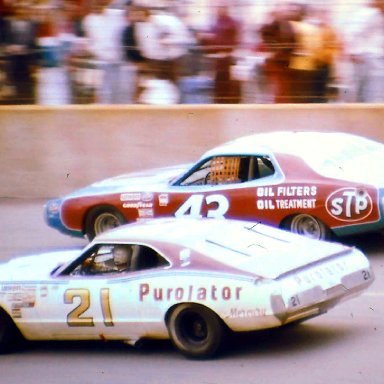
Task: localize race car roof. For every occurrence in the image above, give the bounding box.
[93,217,248,246]
[202,131,378,159]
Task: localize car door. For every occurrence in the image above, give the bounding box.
[32,245,143,341]
[32,275,137,340]
[33,243,171,342]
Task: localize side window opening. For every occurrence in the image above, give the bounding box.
[206,156,275,184]
[178,155,275,186]
[257,157,275,178]
[207,156,241,184]
[63,244,170,276]
[130,245,170,271]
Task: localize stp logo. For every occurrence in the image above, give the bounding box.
[326,188,373,222]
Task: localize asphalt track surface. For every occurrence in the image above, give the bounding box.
[1,198,383,383]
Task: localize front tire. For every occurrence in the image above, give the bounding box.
[167,304,225,359]
[0,309,19,354]
[282,214,331,240]
[85,206,126,240]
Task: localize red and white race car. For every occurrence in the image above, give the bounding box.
[45,131,384,240]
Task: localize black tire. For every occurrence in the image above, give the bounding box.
[0,309,19,354]
[282,214,331,240]
[167,303,225,359]
[85,206,126,241]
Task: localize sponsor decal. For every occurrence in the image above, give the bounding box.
[229,307,266,318]
[1,285,36,310]
[120,193,141,202]
[138,208,154,218]
[141,192,154,202]
[12,307,22,318]
[139,283,242,302]
[256,185,317,211]
[122,192,154,212]
[257,199,316,210]
[40,286,48,298]
[257,186,317,197]
[121,192,154,202]
[326,188,373,222]
[293,259,348,286]
[159,193,169,207]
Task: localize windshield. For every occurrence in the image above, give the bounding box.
[174,155,275,186]
[191,222,293,277]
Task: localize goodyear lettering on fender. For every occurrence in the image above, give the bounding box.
[139,283,242,302]
[122,202,153,209]
[326,188,373,222]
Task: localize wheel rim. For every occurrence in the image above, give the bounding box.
[93,212,121,235]
[180,312,208,344]
[290,214,323,239]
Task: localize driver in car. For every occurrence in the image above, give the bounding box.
[112,245,132,272]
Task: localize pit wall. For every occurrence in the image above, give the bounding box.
[1,103,383,198]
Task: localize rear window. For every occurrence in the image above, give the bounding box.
[303,135,384,180]
[194,222,294,273]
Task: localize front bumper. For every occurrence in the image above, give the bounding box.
[44,198,84,238]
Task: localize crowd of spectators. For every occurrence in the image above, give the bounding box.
[1,0,384,105]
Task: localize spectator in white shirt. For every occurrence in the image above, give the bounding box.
[342,1,384,102]
[82,0,126,103]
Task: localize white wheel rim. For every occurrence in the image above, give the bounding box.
[94,212,120,235]
[291,214,323,239]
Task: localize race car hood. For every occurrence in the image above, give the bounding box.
[0,249,81,281]
[66,164,190,198]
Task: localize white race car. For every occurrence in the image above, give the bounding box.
[0,218,374,358]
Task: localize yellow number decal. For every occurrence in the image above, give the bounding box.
[64,288,114,327]
[65,289,94,327]
[101,288,114,327]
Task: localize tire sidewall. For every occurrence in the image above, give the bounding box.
[283,214,331,240]
[85,206,126,240]
[0,311,16,354]
[167,303,224,359]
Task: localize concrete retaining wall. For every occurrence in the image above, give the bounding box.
[1,104,384,198]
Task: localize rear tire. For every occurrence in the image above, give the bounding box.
[85,206,126,240]
[167,304,225,359]
[282,214,331,240]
